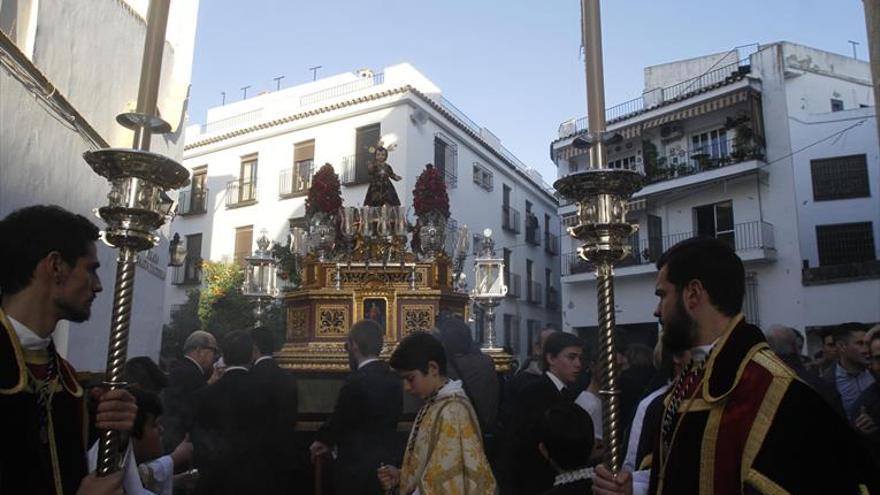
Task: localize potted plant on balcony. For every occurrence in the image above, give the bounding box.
[411,163,450,258]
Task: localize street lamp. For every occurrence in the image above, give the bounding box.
[242,231,278,326]
[471,228,506,350]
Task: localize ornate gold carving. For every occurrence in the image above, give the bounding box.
[401,305,435,335]
[287,307,309,339]
[325,268,427,288]
[316,305,349,337]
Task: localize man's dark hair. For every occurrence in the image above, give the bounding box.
[542,331,584,371]
[251,326,278,355]
[130,387,163,440]
[221,330,254,367]
[349,319,384,357]
[540,403,594,471]
[123,357,168,393]
[0,205,100,295]
[390,331,447,376]
[656,236,744,317]
[832,322,869,344]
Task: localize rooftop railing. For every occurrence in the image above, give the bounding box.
[558,45,760,137]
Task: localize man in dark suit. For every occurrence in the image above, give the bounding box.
[310,319,403,495]
[251,326,300,492]
[161,330,218,453]
[502,331,585,495]
[191,330,274,495]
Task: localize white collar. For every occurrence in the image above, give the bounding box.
[8,315,51,350]
[545,371,566,392]
[255,355,273,365]
[436,379,465,398]
[224,366,248,373]
[690,341,716,363]
[358,357,379,369]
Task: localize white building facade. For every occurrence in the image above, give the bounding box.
[169,63,561,360]
[0,0,200,371]
[553,42,879,354]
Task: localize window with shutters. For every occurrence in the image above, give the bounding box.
[234,225,254,267]
[434,134,458,188]
[472,162,493,192]
[281,140,315,197]
[816,222,876,266]
[353,124,380,185]
[810,154,870,201]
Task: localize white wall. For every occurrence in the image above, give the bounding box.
[172,67,560,360]
[0,0,199,371]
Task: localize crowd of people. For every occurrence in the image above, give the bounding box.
[2,204,879,494]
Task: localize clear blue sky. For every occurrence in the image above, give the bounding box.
[187,0,870,182]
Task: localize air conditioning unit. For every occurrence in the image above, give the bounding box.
[660,122,684,140]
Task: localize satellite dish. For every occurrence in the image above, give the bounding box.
[483,228,492,238]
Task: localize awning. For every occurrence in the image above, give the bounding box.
[554,88,754,162]
[641,88,752,130]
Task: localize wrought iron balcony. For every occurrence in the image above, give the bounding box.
[525,214,541,246]
[506,272,521,298]
[643,134,765,185]
[527,281,543,305]
[225,180,257,208]
[502,205,521,234]
[546,286,559,310]
[562,221,775,276]
[279,160,314,198]
[177,188,208,216]
[544,232,560,256]
[170,258,202,286]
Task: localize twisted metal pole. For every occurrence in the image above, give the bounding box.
[96,248,137,475]
[596,261,622,472]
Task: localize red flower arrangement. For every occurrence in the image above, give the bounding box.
[412,164,450,219]
[305,163,343,217]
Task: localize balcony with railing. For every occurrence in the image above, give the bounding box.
[171,258,202,286]
[562,221,776,278]
[502,205,521,234]
[545,232,560,256]
[506,272,521,299]
[642,133,764,186]
[177,188,208,216]
[527,281,543,305]
[279,160,314,198]
[340,154,371,186]
[546,286,559,310]
[525,214,541,246]
[225,180,257,208]
[557,46,758,138]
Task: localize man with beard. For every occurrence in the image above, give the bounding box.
[594,236,875,495]
[0,205,138,494]
[310,319,403,494]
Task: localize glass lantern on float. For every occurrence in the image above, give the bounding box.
[242,231,278,326]
[471,228,507,350]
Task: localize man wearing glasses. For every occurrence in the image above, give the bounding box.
[161,330,220,452]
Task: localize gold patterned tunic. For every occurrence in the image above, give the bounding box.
[400,380,496,495]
